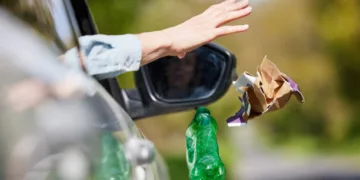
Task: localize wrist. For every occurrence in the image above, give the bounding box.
[136,29,174,65]
[161,26,187,59]
[159,28,174,56]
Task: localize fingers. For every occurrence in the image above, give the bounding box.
[221,0,237,5]
[226,0,249,11]
[203,0,252,26]
[215,24,249,37]
[220,0,248,10]
[197,0,252,40]
[204,0,247,16]
[217,6,252,26]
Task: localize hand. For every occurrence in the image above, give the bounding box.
[137,0,252,65]
[163,0,252,58]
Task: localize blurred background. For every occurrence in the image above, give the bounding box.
[86,0,360,179]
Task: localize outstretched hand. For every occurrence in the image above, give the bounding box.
[138,0,252,65]
[164,0,252,58]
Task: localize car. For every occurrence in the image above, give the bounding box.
[4,1,360,180]
[0,1,237,180]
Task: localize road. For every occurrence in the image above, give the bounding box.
[229,125,360,180]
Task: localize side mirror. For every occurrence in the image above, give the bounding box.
[120,43,237,120]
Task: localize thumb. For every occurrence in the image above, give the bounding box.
[177,52,187,59]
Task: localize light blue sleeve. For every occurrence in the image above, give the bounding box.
[63,34,142,80]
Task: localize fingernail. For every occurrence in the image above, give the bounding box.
[243,24,249,28]
[247,6,252,11]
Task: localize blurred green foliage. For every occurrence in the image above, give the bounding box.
[87,0,360,178]
[315,0,360,140]
[259,0,360,152]
[87,0,146,34]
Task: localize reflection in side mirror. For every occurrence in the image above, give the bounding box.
[148,48,226,101]
[123,43,237,120]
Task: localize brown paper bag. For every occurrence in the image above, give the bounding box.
[227,56,305,127]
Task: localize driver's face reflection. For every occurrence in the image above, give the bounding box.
[165,53,197,89]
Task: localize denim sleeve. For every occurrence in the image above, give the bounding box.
[63,34,142,80]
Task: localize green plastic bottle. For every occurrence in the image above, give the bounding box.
[96,132,130,180]
[186,107,226,180]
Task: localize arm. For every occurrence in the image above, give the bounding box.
[63,34,142,80]
[137,0,252,64]
[63,0,252,79]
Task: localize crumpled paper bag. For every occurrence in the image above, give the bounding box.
[226,56,305,127]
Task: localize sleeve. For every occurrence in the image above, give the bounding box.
[63,34,142,80]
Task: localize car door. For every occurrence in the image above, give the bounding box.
[0,1,170,180]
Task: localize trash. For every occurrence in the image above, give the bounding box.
[227,56,305,127]
[186,107,225,180]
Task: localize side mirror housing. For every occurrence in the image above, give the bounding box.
[122,43,237,120]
